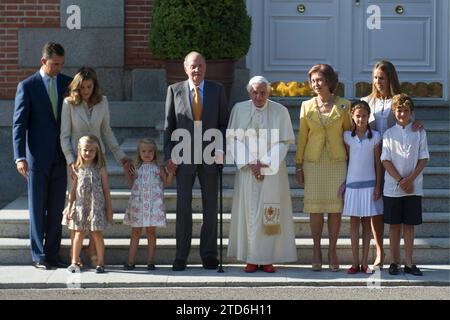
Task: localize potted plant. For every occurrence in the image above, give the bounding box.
[149,0,252,99]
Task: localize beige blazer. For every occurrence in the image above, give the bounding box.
[60,96,126,165]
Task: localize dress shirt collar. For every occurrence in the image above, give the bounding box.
[353,129,369,142]
[39,68,56,82]
[188,80,204,92]
[395,121,413,131]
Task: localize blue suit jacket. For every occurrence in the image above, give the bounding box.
[13,71,73,171]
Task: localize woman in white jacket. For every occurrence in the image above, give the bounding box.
[60,66,132,266]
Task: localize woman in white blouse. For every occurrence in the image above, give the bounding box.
[361,60,422,270]
[60,66,132,265]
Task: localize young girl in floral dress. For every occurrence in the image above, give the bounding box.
[123,138,173,270]
[65,135,113,274]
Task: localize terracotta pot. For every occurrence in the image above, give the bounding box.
[165,59,236,101]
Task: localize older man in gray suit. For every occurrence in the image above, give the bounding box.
[164,51,229,271]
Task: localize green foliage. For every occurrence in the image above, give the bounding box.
[149,0,252,60]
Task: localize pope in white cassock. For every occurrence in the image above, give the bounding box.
[226,76,297,273]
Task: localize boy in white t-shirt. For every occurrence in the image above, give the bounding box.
[380,94,429,276]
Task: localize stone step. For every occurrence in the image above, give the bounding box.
[1,211,448,240]
[0,265,448,290]
[106,99,449,123]
[152,120,450,147]
[1,198,447,238]
[272,99,450,121]
[109,188,450,213]
[118,138,449,169]
[284,144,449,167]
[0,237,447,265]
[427,145,450,167]
[108,101,165,128]
[106,99,449,121]
[104,101,165,145]
[107,164,450,189]
[2,187,448,217]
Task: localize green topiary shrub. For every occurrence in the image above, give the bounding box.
[149,0,252,60]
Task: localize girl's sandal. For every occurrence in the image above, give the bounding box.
[67,263,81,273]
[95,265,105,273]
[361,265,374,274]
[347,265,360,274]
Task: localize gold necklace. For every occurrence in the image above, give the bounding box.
[317,95,334,113]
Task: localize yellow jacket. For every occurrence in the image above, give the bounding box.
[295,96,352,165]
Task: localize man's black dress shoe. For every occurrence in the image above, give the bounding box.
[404,264,423,276]
[32,261,50,270]
[388,263,400,275]
[172,259,186,271]
[202,257,219,270]
[48,260,69,268]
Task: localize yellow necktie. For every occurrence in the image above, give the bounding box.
[193,86,202,121]
[49,77,57,119]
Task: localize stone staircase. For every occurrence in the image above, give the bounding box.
[0,100,449,266]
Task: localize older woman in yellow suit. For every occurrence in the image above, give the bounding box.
[295,64,352,272]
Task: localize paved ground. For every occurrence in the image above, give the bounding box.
[0,286,449,300]
[0,264,448,290]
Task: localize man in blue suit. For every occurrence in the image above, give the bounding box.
[13,42,72,270]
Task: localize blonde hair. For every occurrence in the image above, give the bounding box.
[75,135,106,169]
[392,93,414,112]
[369,60,401,100]
[135,138,158,168]
[66,66,103,106]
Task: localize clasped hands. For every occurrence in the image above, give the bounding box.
[250,161,268,181]
[120,157,134,175]
[398,176,414,194]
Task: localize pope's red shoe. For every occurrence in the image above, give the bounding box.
[244,263,258,273]
[262,264,275,273]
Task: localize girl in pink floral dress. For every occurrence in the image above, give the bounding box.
[123,138,173,270]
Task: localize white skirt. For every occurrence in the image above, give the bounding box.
[342,187,383,217]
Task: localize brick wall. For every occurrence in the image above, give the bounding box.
[125,0,163,69]
[0,0,163,100]
[0,0,60,99]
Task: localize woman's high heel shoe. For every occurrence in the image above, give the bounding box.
[312,251,323,271]
[329,264,340,272]
[328,253,340,272]
[311,263,322,271]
